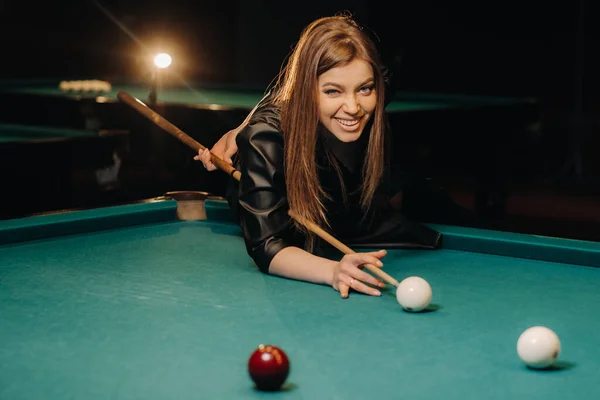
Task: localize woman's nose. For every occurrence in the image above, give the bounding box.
[342,95,361,115]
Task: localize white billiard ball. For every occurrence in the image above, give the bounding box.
[99,80,112,93]
[395,276,432,312]
[517,326,561,369]
[88,79,101,92]
[71,80,83,92]
[62,81,75,91]
[81,80,93,92]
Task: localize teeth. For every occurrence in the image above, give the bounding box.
[336,118,359,126]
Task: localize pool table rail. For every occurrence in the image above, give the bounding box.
[1,199,598,270]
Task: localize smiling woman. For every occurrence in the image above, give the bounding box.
[196,13,443,300]
[317,59,377,143]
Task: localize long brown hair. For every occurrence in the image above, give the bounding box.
[272,14,388,248]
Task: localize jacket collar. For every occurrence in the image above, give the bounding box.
[319,125,368,173]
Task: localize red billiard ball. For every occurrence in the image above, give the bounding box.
[247,344,290,391]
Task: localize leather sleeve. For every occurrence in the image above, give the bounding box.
[234,121,301,273]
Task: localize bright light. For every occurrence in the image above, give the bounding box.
[154,53,172,69]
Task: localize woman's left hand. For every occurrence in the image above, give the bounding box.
[194,126,240,170]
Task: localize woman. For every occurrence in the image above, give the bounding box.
[197,14,442,298]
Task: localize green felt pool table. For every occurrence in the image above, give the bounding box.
[1,198,599,399]
[0,123,105,144]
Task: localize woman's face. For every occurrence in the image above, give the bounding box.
[317,59,377,142]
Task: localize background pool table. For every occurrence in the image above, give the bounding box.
[0,122,129,219]
[0,79,536,112]
[1,198,599,399]
[0,79,539,220]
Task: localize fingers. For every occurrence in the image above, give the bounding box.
[351,272,383,296]
[194,148,217,171]
[339,274,381,299]
[356,249,387,265]
[337,250,387,298]
[346,250,387,287]
[339,284,350,299]
[203,148,217,171]
[195,129,239,171]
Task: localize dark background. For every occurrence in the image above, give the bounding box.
[0,0,599,240]
[1,0,597,148]
[1,0,595,97]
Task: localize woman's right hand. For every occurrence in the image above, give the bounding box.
[194,126,240,171]
[332,250,388,298]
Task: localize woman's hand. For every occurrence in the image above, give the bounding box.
[194,126,240,170]
[332,250,388,298]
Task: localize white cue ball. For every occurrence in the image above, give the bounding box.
[517,326,561,369]
[395,276,432,312]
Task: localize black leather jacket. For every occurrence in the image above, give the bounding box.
[226,78,442,273]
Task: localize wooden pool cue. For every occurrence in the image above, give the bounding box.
[117,91,241,181]
[287,210,399,287]
[117,91,399,288]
